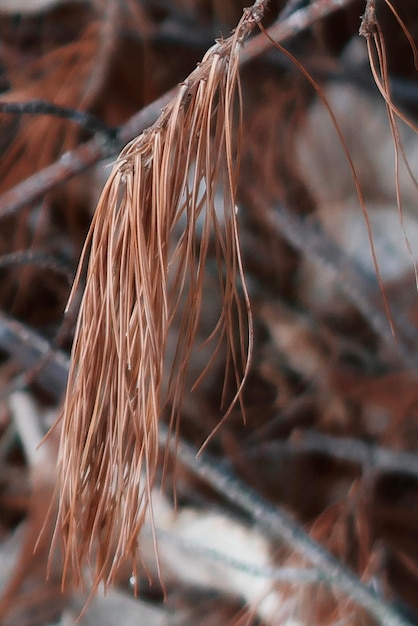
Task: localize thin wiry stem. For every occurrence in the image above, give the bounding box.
[0,100,111,135]
[244,430,418,481]
[258,19,398,339]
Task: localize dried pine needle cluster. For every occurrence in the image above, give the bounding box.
[55,3,265,589]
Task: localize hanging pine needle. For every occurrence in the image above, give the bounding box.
[54,1,266,591]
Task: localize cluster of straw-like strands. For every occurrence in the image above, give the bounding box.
[55,1,266,589]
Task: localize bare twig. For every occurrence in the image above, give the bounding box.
[245,429,418,481]
[0,0,358,220]
[0,312,69,396]
[359,0,377,39]
[0,250,73,284]
[0,100,111,136]
[154,525,324,584]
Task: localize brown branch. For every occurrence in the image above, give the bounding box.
[0,250,73,284]
[0,0,358,221]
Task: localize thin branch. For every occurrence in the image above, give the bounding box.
[0,250,73,284]
[245,430,418,481]
[0,312,69,396]
[0,100,112,136]
[4,316,414,484]
[161,424,413,626]
[0,0,358,220]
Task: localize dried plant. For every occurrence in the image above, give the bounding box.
[54,1,267,590]
[4,1,418,624]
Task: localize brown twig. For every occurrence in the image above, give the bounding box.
[0,250,73,284]
[359,0,377,39]
[240,0,358,64]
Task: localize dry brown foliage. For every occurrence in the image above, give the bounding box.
[55,4,261,588]
[1,1,418,625]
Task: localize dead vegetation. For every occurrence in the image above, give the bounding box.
[1,0,418,625]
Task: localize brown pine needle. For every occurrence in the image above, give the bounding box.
[54,1,266,590]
